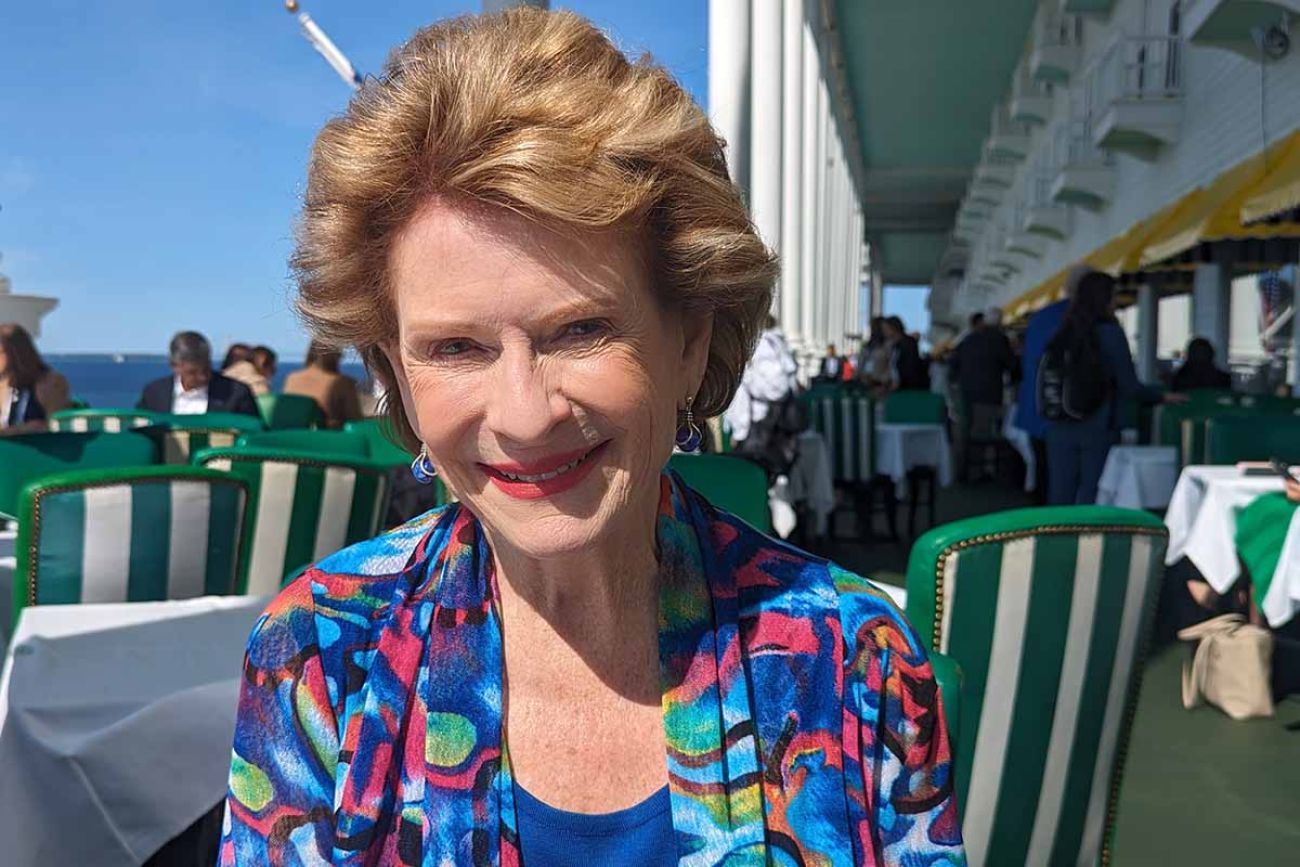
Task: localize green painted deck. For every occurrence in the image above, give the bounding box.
[828,480,1300,865]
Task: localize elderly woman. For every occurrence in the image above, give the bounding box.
[221,10,961,865]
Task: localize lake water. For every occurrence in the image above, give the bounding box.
[44,354,373,410]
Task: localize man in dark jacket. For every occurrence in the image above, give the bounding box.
[950,309,1018,481]
[137,331,260,416]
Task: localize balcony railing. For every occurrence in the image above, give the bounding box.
[1092,35,1183,105]
[1039,9,1085,48]
[1053,120,1113,169]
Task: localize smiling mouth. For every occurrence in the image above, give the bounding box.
[495,451,593,483]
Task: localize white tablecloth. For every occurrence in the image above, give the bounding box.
[875,423,953,497]
[0,595,269,866]
[773,430,835,538]
[1164,467,1285,593]
[1096,446,1180,511]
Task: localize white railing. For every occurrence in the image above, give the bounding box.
[990,102,1035,141]
[1092,35,1183,105]
[1013,61,1054,101]
[1038,8,1085,48]
[1052,119,1112,168]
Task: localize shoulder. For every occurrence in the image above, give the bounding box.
[144,374,171,391]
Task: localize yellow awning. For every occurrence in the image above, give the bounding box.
[1241,131,1300,225]
[1140,132,1300,267]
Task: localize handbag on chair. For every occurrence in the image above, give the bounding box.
[1178,613,1274,720]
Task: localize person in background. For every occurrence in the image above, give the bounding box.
[816,343,843,382]
[881,315,928,393]
[0,323,71,434]
[1170,337,1232,392]
[724,314,800,473]
[856,316,890,388]
[1044,272,1179,505]
[949,307,1018,482]
[222,343,274,396]
[137,331,260,416]
[282,340,363,429]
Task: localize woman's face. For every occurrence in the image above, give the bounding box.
[383,201,712,559]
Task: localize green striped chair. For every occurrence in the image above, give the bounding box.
[48,408,164,433]
[193,447,391,595]
[239,428,371,460]
[12,466,249,629]
[256,393,324,430]
[668,453,771,532]
[343,417,418,468]
[1204,414,1300,465]
[882,389,947,424]
[0,431,160,520]
[144,412,266,464]
[904,506,1168,867]
[803,383,876,483]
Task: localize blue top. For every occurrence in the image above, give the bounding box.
[1015,299,1069,437]
[1048,321,1165,436]
[513,782,677,866]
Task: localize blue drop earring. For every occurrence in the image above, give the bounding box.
[410,445,438,484]
[675,396,703,453]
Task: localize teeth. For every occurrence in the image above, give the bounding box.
[500,454,586,483]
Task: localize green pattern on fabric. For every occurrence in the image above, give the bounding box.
[127,481,171,602]
[1235,492,1295,612]
[946,542,1004,810]
[284,464,327,579]
[35,492,87,606]
[207,482,244,595]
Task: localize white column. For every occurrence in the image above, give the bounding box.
[1136,283,1159,382]
[750,0,782,317]
[798,21,819,351]
[708,0,752,195]
[779,0,804,346]
[813,77,830,348]
[1192,261,1231,359]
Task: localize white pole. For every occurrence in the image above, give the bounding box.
[816,80,832,348]
[750,0,782,319]
[799,20,818,352]
[1192,261,1232,359]
[779,0,804,346]
[709,0,752,196]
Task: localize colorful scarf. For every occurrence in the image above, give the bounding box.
[221,473,963,865]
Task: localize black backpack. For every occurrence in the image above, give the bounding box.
[1037,330,1109,421]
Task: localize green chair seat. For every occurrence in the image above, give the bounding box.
[49,408,164,433]
[905,505,1168,867]
[0,431,160,520]
[1205,414,1300,465]
[343,417,417,468]
[883,389,947,424]
[238,429,371,460]
[194,446,392,595]
[256,393,324,430]
[143,412,266,464]
[668,453,771,532]
[13,465,249,629]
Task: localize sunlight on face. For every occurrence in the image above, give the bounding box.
[384,200,710,559]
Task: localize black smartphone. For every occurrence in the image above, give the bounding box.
[1269,458,1300,484]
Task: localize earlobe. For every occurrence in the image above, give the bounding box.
[378,344,423,442]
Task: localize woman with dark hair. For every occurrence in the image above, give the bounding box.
[1044,271,1177,504]
[0,323,70,434]
[1171,337,1232,391]
[282,339,361,428]
[882,315,929,392]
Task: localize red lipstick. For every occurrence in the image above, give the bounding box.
[480,441,609,500]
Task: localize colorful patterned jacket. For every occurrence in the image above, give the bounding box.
[220,473,965,865]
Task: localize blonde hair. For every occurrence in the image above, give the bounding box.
[293,8,776,450]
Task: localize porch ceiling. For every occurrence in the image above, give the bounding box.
[834,0,1039,284]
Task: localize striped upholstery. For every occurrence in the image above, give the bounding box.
[804,384,875,482]
[194,447,391,595]
[49,408,162,433]
[239,429,372,459]
[0,431,160,520]
[144,412,266,464]
[905,506,1168,867]
[13,466,248,627]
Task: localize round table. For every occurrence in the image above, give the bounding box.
[1096,445,1180,511]
[874,423,953,497]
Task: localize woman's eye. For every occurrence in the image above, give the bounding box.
[562,320,607,340]
[431,339,474,358]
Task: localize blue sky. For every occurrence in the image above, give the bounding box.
[2,1,707,354]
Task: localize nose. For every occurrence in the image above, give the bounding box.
[484,346,572,445]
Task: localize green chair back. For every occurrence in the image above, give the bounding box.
[883,389,947,425]
[1205,414,1300,465]
[48,408,163,433]
[0,431,160,520]
[668,454,771,532]
[256,393,324,430]
[802,383,876,482]
[343,417,417,468]
[194,446,391,595]
[13,466,248,628]
[238,429,371,460]
[1153,401,1245,465]
[904,506,1168,867]
[143,412,266,464]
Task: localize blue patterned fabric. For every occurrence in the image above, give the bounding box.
[220,472,964,865]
